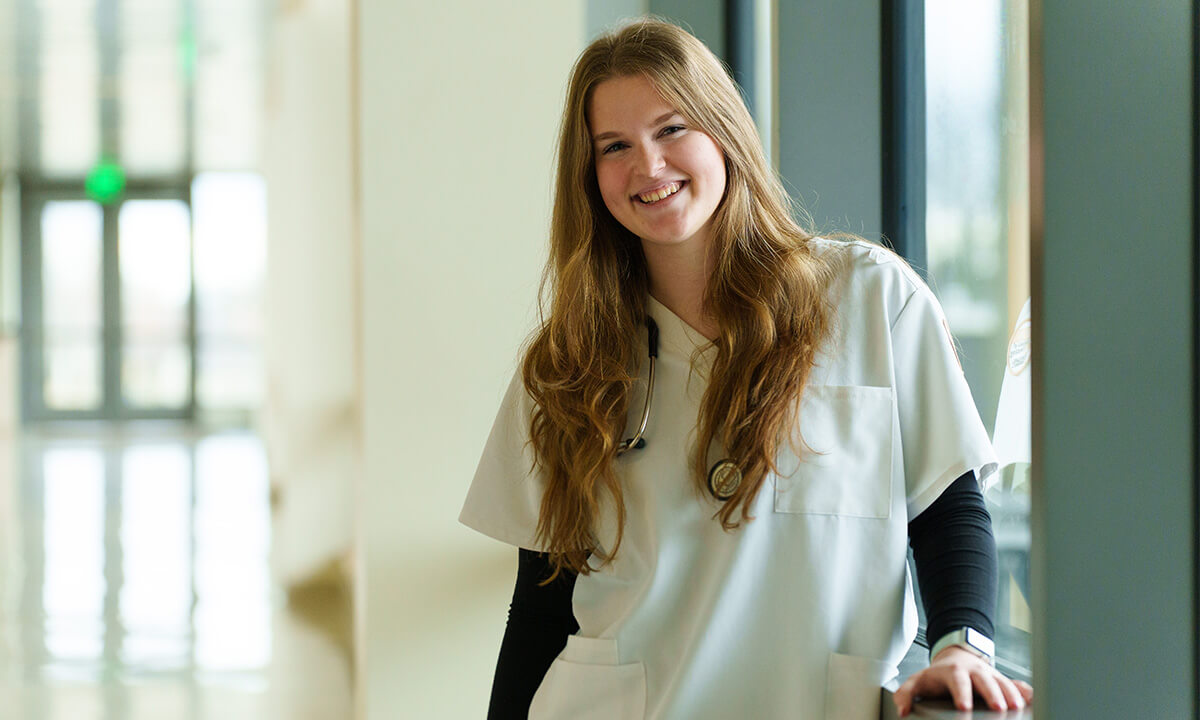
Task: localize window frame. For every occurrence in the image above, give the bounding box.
[885,0,1034,680]
[19,176,198,422]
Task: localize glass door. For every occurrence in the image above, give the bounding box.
[117,197,193,413]
[21,186,195,421]
[36,199,106,414]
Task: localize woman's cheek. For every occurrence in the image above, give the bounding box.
[597,167,626,212]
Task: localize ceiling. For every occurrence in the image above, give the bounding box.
[0,0,267,180]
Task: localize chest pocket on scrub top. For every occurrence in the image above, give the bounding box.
[773,384,893,518]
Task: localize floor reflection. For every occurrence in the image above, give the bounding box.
[0,425,351,719]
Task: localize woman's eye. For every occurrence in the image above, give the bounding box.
[661,125,685,136]
[601,142,628,155]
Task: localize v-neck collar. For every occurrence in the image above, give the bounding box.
[646,295,716,358]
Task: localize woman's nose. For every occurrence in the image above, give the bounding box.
[634,143,666,176]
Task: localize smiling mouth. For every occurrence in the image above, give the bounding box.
[636,181,685,205]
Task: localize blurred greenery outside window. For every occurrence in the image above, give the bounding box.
[923,0,1031,676]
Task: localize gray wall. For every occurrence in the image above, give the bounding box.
[648,0,724,60]
[777,1,882,236]
[1033,0,1196,717]
[587,0,724,57]
[588,0,648,38]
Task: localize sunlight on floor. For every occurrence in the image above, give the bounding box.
[0,425,352,719]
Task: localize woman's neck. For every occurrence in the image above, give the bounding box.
[642,239,718,341]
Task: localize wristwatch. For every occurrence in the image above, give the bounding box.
[929,627,995,666]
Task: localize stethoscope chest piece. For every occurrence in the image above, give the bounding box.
[707,459,742,500]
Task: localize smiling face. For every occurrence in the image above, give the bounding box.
[588,74,727,255]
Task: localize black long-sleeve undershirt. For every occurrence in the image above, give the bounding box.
[487,549,580,719]
[486,470,997,719]
[907,471,998,649]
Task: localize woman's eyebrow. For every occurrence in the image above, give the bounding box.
[592,111,682,142]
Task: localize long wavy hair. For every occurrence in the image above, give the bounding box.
[523,18,839,576]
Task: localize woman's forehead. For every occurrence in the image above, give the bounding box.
[587,75,680,133]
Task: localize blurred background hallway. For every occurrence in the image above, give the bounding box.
[0,0,358,716]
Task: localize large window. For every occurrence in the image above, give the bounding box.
[770,0,1033,677]
[192,172,267,412]
[923,0,1031,676]
[20,175,267,421]
[14,0,267,422]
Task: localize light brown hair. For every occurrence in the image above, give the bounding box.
[523,18,838,575]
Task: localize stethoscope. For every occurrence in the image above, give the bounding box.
[615,316,743,501]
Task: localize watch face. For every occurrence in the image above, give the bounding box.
[964,627,996,658]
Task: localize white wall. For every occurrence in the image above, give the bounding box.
[355,2,585,717]
[261,0,357,588]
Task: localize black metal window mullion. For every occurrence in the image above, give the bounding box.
[881,0,927,276]
[185,181,198,419]
[98,0,123,419]
[1192,0,1200,714]
[725,0,757,119]
[102,201,122,418]
[882,1,931,659]
[183,0,199,420]
[18,192,42,422]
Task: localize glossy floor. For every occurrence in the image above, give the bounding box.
[0,424,353,719]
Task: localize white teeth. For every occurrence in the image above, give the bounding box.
[638,182,681,204]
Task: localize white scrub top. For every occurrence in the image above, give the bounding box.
[460,239,998,720]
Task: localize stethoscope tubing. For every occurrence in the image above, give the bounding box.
[615,314,741,500]
[617,317,658,456]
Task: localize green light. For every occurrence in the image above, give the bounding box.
[178,29,197,79]
[85,161,126,205]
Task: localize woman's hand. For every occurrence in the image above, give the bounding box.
[892,646,1034,716]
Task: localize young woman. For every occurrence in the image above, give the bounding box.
[461,18,1033,720]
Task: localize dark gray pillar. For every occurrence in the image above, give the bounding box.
[1032,0,1197,717]
[777,0,882,235]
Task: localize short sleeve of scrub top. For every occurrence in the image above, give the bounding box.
[889,280,998,518]
[459,369,548,551]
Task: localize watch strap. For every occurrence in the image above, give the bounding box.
[929,627,995,666]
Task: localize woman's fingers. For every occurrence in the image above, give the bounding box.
[893,670,949,716]
[892,681,912,716]
[969,667,1008,710]
[946,667,976,711]
[890,656,1035,716]
[892,665,974,713]
[893,675,922,716]
[1015,678,1035,702]
[994,672,1028,711]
